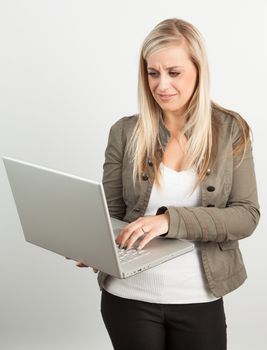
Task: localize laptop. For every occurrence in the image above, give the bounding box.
[2,156,194,278]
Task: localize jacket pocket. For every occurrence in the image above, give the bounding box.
[218,240,239,250]
[204,241,244,284]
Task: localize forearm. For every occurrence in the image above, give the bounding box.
[163,204,260,242]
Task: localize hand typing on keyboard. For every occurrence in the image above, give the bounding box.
[115,213,169,250]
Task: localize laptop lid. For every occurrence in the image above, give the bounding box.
[3,156,126,277]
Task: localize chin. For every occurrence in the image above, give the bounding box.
[160,105,187,117]
[161,105,182,112]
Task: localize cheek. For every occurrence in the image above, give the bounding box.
[147,78,156,92]
[181,73,197,96]
[188,69,198,89]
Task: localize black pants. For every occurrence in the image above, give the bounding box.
[101,289,227,350]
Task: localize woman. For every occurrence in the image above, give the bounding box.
[77,18,260,349]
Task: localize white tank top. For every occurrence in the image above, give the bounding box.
[103,163,219,304]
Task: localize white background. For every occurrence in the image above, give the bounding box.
[0,1,266,349]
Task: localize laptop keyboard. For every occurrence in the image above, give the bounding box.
[116,244,151,265]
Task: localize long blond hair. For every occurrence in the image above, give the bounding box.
[126,18,250,190]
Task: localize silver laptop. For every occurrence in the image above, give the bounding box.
[3,156,194,278]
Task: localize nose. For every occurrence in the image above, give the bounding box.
[157,73,172,92]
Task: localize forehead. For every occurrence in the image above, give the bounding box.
[146,44,191,69]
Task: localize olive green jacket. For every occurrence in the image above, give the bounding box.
[97,106,260,298]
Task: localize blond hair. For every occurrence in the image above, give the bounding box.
[126,18,250,190]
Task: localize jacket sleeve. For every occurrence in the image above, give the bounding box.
[102,119,126,220]
[162,121,261,243]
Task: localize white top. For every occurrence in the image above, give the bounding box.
[103,163,219,304]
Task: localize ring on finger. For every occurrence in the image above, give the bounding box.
[141,227,148,234]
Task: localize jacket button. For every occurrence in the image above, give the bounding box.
[148,159,153,167]
[206,168,211,176]
[207,186,215,192]
[133,207,140,212]
[207,204,215,207]
[142,172,148,181]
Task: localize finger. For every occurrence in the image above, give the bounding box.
[115,217,144,242]
[127,227,148,250]
[116,228,135,248]
[116,220,147,248]
[115,232,131,248]
[137,231,157,250]
[76,261,88,268]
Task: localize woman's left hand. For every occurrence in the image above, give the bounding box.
[115,213,169,250]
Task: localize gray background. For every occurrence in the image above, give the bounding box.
[0,0,266,349]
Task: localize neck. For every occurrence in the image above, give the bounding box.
[162,110,187,138]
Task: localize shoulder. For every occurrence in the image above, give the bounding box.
[212,102,244,125]
[109,114,139,139]
[110,114,138,129]
[211,102,250,140]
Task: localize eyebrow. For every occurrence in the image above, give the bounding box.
[147,65,184,70]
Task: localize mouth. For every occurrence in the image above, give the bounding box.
[158,94,177,101]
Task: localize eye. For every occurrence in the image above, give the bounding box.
[169,72,180,77]
[147,72,158,77]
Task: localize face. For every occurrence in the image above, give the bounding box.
[146,43,198,117]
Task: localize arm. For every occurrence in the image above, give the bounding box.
[161,122,260,243]
[102,119,127,220]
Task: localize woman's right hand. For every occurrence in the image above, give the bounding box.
[65,257,98,273]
